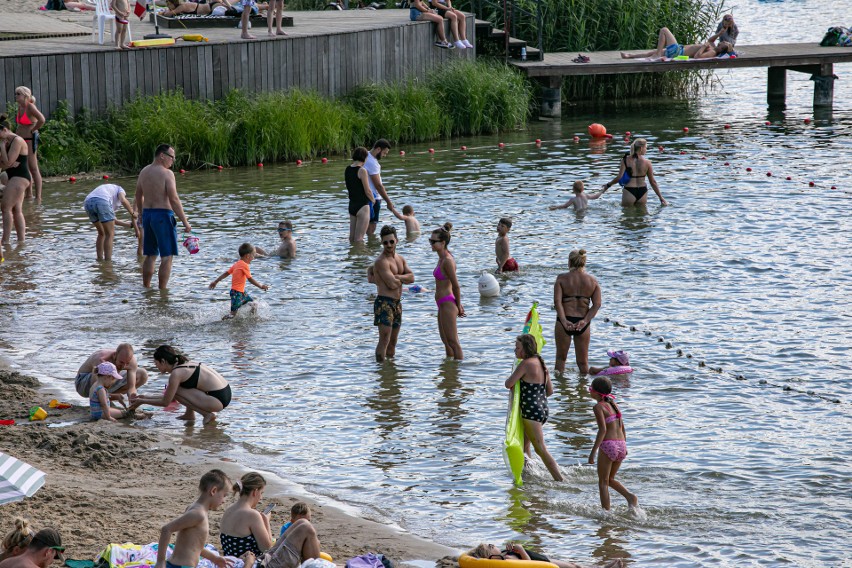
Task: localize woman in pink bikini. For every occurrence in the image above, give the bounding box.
[13,86,45,201]
[430,222,464,360]
[588,376,638,511]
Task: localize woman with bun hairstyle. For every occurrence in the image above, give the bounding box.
[129,345,231,425]
[431,222,465,359]
[553,249,601,375]
[0,518,34,562]
[602,138,667,207]
[220,473,275,566]
[0,113,30,245]
[13,87,45,201]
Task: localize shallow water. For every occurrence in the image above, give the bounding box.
[2,0,852,565]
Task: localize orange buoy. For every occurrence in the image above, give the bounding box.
[180,169,186,174]
[786,176,791,180]
[588,123,607,138]
[724,162,730,166]
[498,142,505,148]
[804,118,811,124]
[535,139,541,143]
[296,160,302,166]
[429,148,435,154]
[102,174,109,180]
[573,136,580,142]
[831,185,836,189]
[766,172,772,177]
[69,176,76,183]
[683,127,689,132]
[746,167,752,172]
[217,165,223,170]
[809,181,815,187]
[765,121,771,126]
[399,151,406,156]
[258,163,263,168]
[321,158,328,164]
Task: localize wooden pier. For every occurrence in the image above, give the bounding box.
[0,10,474,119]
[511,43,852,117]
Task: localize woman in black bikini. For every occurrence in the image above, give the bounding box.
[130,345,232,425]
[220,473,275,565]
[603,138,667,207]
[0,114,31,245]
[553,249,601,375]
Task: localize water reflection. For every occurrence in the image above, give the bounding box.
[434,358,473,431]
[592,525,632,564]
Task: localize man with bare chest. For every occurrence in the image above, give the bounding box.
[135,144,192,289]
[367,226,414,362]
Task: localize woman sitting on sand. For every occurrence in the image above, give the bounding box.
[220,473,275,565]
[467,543,624,568]
[620,27,733,60]
[129,345,231,424]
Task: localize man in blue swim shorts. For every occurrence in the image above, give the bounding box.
[135,144,192,289]
[364,139,395,237]
[621,27,732,60]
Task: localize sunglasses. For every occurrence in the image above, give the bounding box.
[428,238,441,244]
[382,239,396,245]
[164,153,176,159]
[277,228,292,232]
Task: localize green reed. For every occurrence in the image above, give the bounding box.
[36,60,532,175]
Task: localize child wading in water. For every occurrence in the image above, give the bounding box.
[155,469,234,568]
[389,204,421,235]
[257,222,297,258]
[505,334,563,481]
[210,243,269,319]
[588,376,638,511]
[495,217,518,273]
[549,181,605,212]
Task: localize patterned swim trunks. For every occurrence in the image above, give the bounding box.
[230,289,254,313]
[373,295,402,328]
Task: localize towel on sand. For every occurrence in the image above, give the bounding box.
[96,543,243,568]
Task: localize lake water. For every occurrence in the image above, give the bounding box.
[2,0,851,565]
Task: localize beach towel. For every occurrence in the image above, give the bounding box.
[96,543,243,568]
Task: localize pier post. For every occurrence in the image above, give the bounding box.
[767,67,786,107]
[811,63,836,108]
[537,76,562,118]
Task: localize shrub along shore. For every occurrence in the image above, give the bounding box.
[38,60,531,176]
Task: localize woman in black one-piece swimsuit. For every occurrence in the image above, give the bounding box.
[345,146,375,244]
[129,345,232,424]
[0,114,30,244]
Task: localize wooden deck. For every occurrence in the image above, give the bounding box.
[0,10,474,118]
[511,43,852,76]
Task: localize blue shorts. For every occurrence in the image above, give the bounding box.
[166,562,193,568]
[142,208,179,257]
[665,43,684,58]
[230,289,253,313]
[369,199,381,224]
[84,197,116,223]
[409,7,420,20]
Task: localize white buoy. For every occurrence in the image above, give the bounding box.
[478,271,500,297]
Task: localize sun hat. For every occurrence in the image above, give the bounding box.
[606,350,629,366]
[96,362,122,380]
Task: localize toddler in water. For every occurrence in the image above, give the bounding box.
[549,181,605,212]
[588,376,639,511]
[155,470,233,568]
[589,350,633,377]
[279,502,311,536]
[389,204,421,235]
[258,221,297,258]
[495,217,518,273]
[89,362,127,422]
[209,243,270,319]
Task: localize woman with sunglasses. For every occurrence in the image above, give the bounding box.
[13,87,44,201]
[430,222,464,360]
[709,14,738,46]
[466,543,624,568]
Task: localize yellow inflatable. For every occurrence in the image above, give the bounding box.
[459,554,558,568]
[320,553,333,562]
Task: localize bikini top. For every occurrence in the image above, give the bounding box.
[562,295,590,303]
[433,253,453,281]
[626,155,646,179]
[16,110,33,126]
[604,411,622,424]
[175,363,202,389]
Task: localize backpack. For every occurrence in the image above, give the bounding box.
[820,27,845,47]
[345,553,393,568]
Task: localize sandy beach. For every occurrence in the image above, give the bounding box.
[0,368,458,565]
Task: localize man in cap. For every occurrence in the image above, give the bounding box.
[0,528,64,568]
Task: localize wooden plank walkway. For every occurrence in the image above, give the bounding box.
[0,10,474,118]
[511,43,852,77]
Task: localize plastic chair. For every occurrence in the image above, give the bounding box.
[91,0,115,44]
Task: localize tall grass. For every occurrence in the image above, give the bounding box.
[36,61,532,176]
[459,0,724,100]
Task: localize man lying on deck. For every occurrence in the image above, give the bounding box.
[621,27,733,60]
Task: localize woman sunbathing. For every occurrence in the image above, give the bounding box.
[621,27,732,60]
[162,0,231,16]
[467,543,624,568]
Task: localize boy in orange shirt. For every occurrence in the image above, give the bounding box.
[209,243,269,319]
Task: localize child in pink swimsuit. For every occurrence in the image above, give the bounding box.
[588,376,639,511]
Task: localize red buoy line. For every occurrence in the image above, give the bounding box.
[599,315,845,405]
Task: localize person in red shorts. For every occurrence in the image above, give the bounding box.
[495,217,519,273]
[209,243,269,319]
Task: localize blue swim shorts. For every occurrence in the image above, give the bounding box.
[230,289,254,313]
[409,7,420,20]
[369,199,381,224]
[142,208,179,258]
[84,197,116,223]
[664,43,684,58]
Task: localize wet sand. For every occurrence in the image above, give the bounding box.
[0,368,458,565]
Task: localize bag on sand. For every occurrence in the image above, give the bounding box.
[300,560,335,568]
[345,554,393,568]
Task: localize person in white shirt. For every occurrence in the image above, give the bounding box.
[364,139,394,237]
[83,183,137,260]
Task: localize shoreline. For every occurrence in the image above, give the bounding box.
[0,365,459,565]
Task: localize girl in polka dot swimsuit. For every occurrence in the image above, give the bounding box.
[219,473,276,564]
[505,334,563,481]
